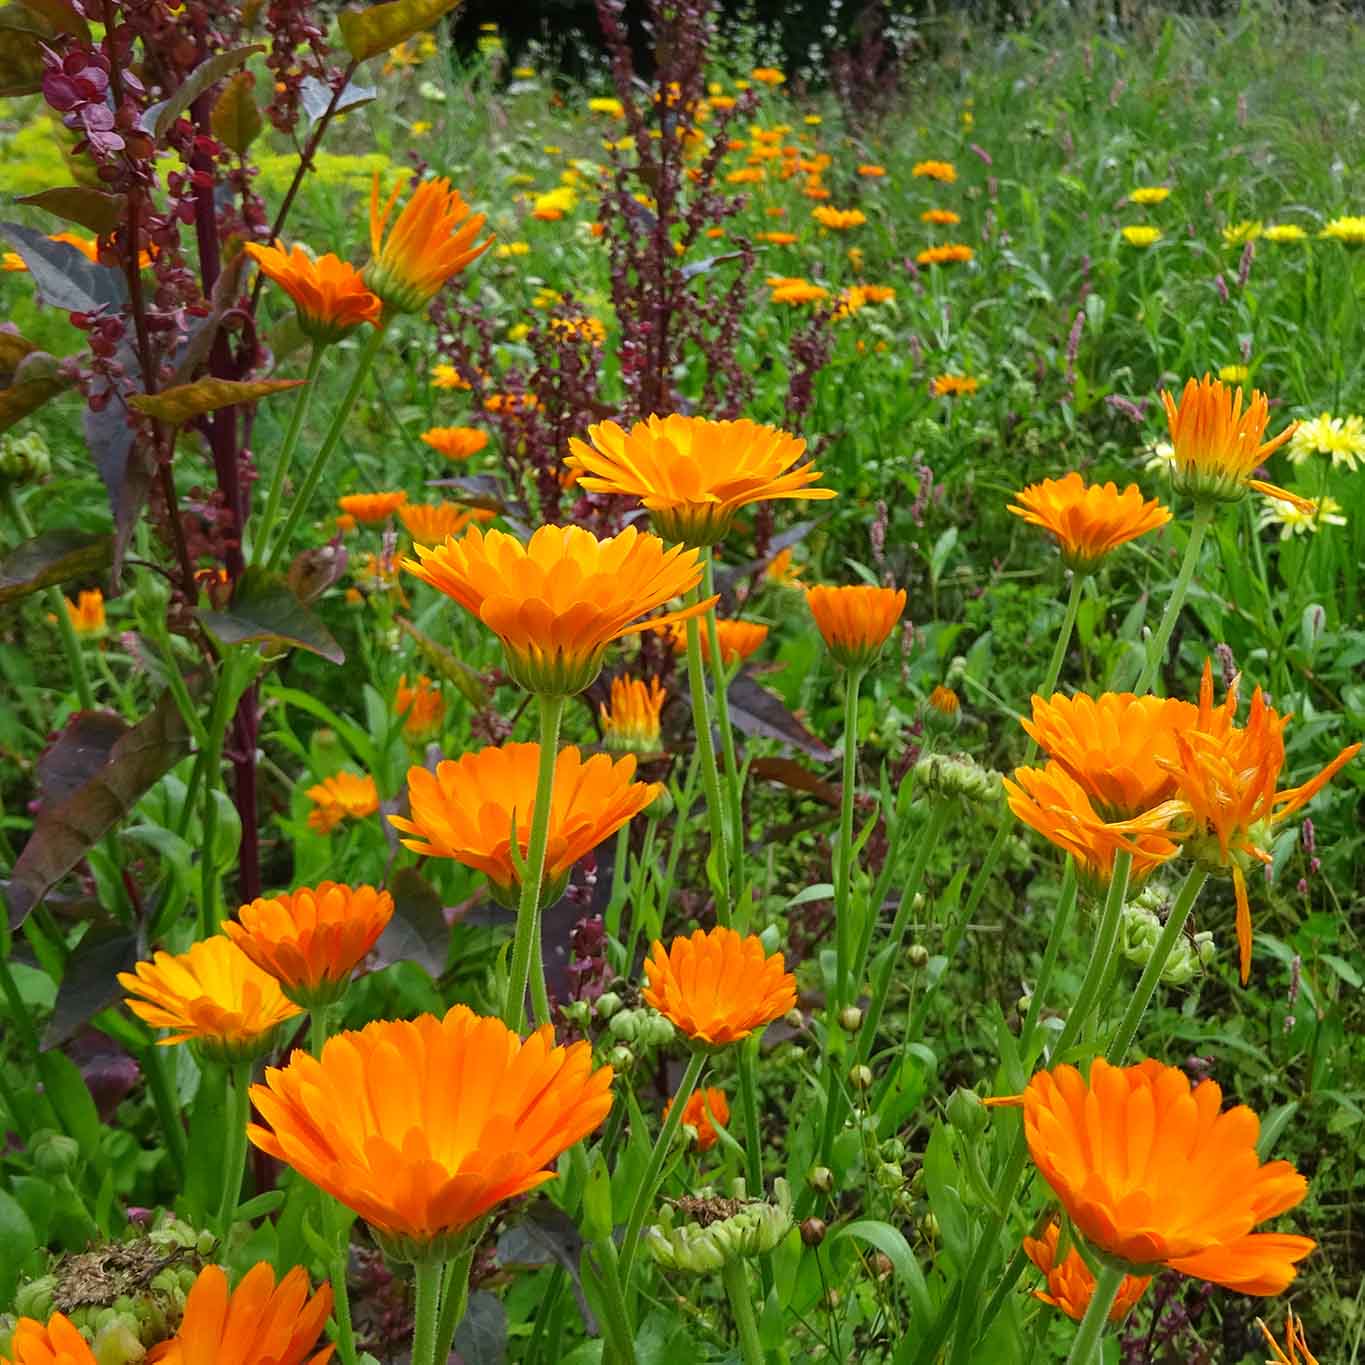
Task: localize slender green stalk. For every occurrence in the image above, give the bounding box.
[1064,1261,1125,1365]
[736,1036,763,1199]
[215,1062,252,1235]
[721,1258,765,1365]
[1135,501,1215,694]
[309,1006,332,1057]
[504,694,565,1031]
[329,1255,359,1365]
[1019,858,1078,1057]
[252,346,323,566]
[605,823,631,943]
[265,323,389,571]
[832,667,866,1013]
[1107,865,1209,1062]
[683,592,733,925]
[620,1049,707,1283]
[432,1245,476,1365]
[143,1045,188,1187]
[702,552,745,899]
[1051,852,1131,1058]
[199,652,250,937]
[409,1260,444,1365]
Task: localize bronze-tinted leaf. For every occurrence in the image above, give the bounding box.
[141,45,264,140]
[14,0,89,39]
[0,349,74,435]
[128,376,303,425]
[16,187,126,236]
[42,923,142,1050]
[751,755,840,807]
[724,673,834,761]
[373,867,450,975]
[287,541,349,606]
[197,566,344,663]
[337,0,461,63]
[210,70,262,154]
[0,22,45,97]
[38,712,129,806]
[0,532,112,606]
[0,328,39,379]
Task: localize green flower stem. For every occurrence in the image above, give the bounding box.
[199,650,251,937]
[605,823,631,944]
[309,1006,332,1057]
[215,1061,252,1236]
[1051,852,1131,1058]
[504,694,565,1032]
[1064,1261,1125,1365]
[1018,857,1078,1058]
[409,1260,445,1365]
[329,1248,359,1365]
[702,552,745,902]
[683,590,733,926]
[619,1049,707,1284]
[143,1044,188,1187]
[832,666,866,1014]
[1106,864,1209,1063]
[721,1257,765,1365]
[252,346,323,567]
[265,323,389,572]
[1135,500,1215,694]
[431,1245,477,1365]
[736,1035,763,1198]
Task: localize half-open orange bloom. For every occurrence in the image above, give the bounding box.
[64,588,105,636]
[304,771,380,834]
[1257,1312,1318,1365]
[395,672,445,740]
[565,414,834,548]
[420,426,489,461]
[662,618,769,665]
[391,743,660,905]
[397,501,487,546]
[1008,472,1171,572]
[147,1263,333,1365]
[118,937,302,1063]
[600,675,667,753]
[664,1086,730,1152]
[224,882,394,1009]
[247,1006,614,1262]
[643,926,796,1047]
[364,174,492,313]
[338,491,407,524]
[402,523,715,694]
[0,1313,96,1365]
[244,241,381,344]
[1022,1220,1150,1322]
[1014,1058,1314,1293]
[805,584,907,670]
[1161,375,1308,509]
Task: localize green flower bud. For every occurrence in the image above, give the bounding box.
[607,1045,635,1073]
[879,1137,907,1164]
[607,1009,640,1042]
[32,1132,81,1177]
[93,1320,146,1364]
[14,1275,57,1320]
[919,1211,940,1241]
[875,1161,903,1191]
[1120,900,1215,985]
[644,1179,793,1274]
[0,429,53,484]
[559,1000,591,1029]
[838,1005,863,1032]
[807,1165,833,1195]
[783,1008,805,1030]
[647,785,675,820]
[913,753,1002,805]
[849,1064,873,1092]
[640,1015,676,1048]
[907,943,929,968]
[947,1087,988,1140]
[595,991,623,1020]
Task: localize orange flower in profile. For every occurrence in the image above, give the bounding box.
[664,618,768,665]
[64,588,105,636]
[916,243,974,266]
[565,413,834,548]
[1257,1312,1318,1365]
[118,937,302,1063]
[812,206,867,230]
[750,66,785,85]
[304,771,380,834]
[1161,375,1307,509]
[391,743,661,905]
[0,1313,96,1365]
[397,501,486,546]
[664,1086,730,1152]
[337,491,407,524]
[420,426,489,461]
[430,363,472,390]
[224,882,394,1009]
[244,241,381,344]
[1022,1221,1150,1322]
[756,231,798,245]
[765,546,803,586]
[930,374,978,397]
[147,1263,333,1365]
[921,208,961,225]
[1009,472,1172,572]
[805,584,906,670]
[402,523,713,694]
[1010,1058,1315,1293]
[247,1006,614,1262]
[364,174,492,313]
[912,160,957,181]
[643,926,796,1047]
[394,672,445,740]
[771,280,829,305]
[857,164,887,177]
[600,675,667,753]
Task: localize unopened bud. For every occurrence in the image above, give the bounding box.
[783,1008,805,1030]
[908,944,929,968]
[807,1165,833,1194]
[849,1064,874,1091]
[607,1045,635,1072]
[947,1087,988,1140]
[594,991,622,1020]
[838,1005,863,1031]
[800,1217,827,1247]
[559,999,591,1028]
[876,1161,903,1190]
[32,1132,81,1177]
[913,752,1001,804]
[919,1212,940,1241]
[872,1252,894,1278]
[13,1275,57,1320]
[608,1009,640,1042]
[92,1321,146,1365]
[879,1137,907,1164]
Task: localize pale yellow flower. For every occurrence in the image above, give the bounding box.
[1258,495,1346,539]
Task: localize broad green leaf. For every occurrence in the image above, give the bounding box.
[16,186,126,235]
[128,376,303,425]
[0,532,112,605]
[0,349,75,434]
[141,45,263,139]
[198,567,344,664]
[396,616,487,706]
[0,1191,37,1305]
[210,69,263,154]
[830,1219,933,1327]
[338,0,462,63]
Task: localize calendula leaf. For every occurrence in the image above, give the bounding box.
[0,532,112,606]
[337,0,461,63]
[128,376,303,425]
[140,45,263,140]
[210,69,263,154]
[16,187,126,236]
[197,567,344,663]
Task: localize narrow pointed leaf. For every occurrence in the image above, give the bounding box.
[197,567,344,663]
[16,187,126,236]
[0,532,113,605]
[128,376,303,425]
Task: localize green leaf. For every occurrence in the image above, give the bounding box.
[198,567,344,663]
[0,348,75,434]
[374,867,450,976]
[36,1048,104,1168]
[830,1219,933,1327]
[181,1063,227,1224]
[337,0,462,63]
[0,531,112,605]
[922,1123,970,1266]
[128,376,303,425]
[141,45,264,139]
[16,186,127,236]
[0,1190,37,1306]
[210,69,263,154]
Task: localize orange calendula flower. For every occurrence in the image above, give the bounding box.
[147,1263,334,1365]
[337,491,407,524]
[304,771,380,835]
[391,743,661,906]
[771,279,829,305]
[930,374,978,397]
[64,588,105,636]
[565,413,834,548]
[394,672,445,740]
[1008,471,1172,573]
[756,230,798,245]
[642,926,797,1047]
[364,174,492,313]
[402,523,714,694]
[750,67,785,85]
[118,937,302,1063]
[430,363,471,389]
[857,164,887,177]
[1012,1058,1315,1293]
[1257,1311,1318,1365]
[224,882,393,1010]
[243,241,381,344]
[484,391,539,415]
[912,160,957,182]
[662,618,769,665]
[765,546,803,586]
[664,1086,730,1152]
[0,1312,96,1365]
[600,675,667,753]
[1022,1220,1150,1322]
[812,206,867,230]
[397,501,487,546]
[1161,375,1308,509]
[916,243,974,266]
[247,1006,614,1263]
[921,208,961,225]
[805,584,907,670]
[420,425,488,460]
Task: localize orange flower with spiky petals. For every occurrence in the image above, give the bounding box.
[337,491,407,524]
[1257,1312,1318,1365]
[930,374,978,397]
[912,160,957,182]
[916,243,974,266]
[247,1006,614,1263]
[805,584,907,670]
[1022,1221,1150,1322]
[1003,1058,1315,1294]
[64,588,105,636]
[600,675,667,753]
[420,426,489,461]
[394,672,445,741]
[391,743,661,905]
[643,926,796,1047]
[0,1312,96,1365]
[664,1086,730,1152]
[1161,375,1308,509]
[662,618,769,665]
[1008,472,1172,572]
[364,174,492,314]
[304,771,380,834]
[812,206,867,230]
[244,241,381,344]
[402,523,715,694]
[1003,763,1181,894]
[921,208,961,225]
[224,882,394,1009]
[565,414,834,548]
[398,501,487,546]
[118,937,301,1063]
[147,1263,333,1365]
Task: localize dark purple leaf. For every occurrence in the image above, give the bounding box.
[373,867,450,976]
[43,933,143,1052]
[0,221,127,313]
[84,369,148,583]
[38,712,129,806]
[0,532,112,606]
[452,1292,507,1365]
[497,1200,597,1333]
[751,755,840,807]
[725,673,834,761]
